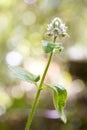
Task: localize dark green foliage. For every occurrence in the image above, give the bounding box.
[44,84,67,123]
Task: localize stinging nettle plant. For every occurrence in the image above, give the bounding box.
[10,17,68,130]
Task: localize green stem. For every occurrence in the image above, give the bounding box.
[25,37,56,130]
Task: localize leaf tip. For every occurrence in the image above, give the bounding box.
[60,111,67,124]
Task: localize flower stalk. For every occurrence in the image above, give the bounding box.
[25,36,56,130]
[25,17,67,130]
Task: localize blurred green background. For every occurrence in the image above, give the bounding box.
[0,0,87,130]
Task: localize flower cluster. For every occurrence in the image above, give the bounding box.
[47,17,67,37]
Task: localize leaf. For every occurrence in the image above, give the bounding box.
[44,84,67,123]
[42,40,63,54]
[9,67,40,83]
[55,44,64,54]
[42,41,55,53]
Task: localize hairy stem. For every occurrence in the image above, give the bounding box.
[25,37,56,130]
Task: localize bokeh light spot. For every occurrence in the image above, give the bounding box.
[0,0,12,7]
[6,51,23,66]
[22,11,36,26]
[11,86,24,99]
[24,0,37,5]
[0,14,9,32]
[0,91,12,108]
[0,105,6,116]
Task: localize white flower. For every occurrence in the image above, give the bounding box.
[47,17,67,37]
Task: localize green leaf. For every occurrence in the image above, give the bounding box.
[42,41,55,53]
[42,41,63,54]
[55,45,64,54]
[9,67,40,83]
[44,84,67,123]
